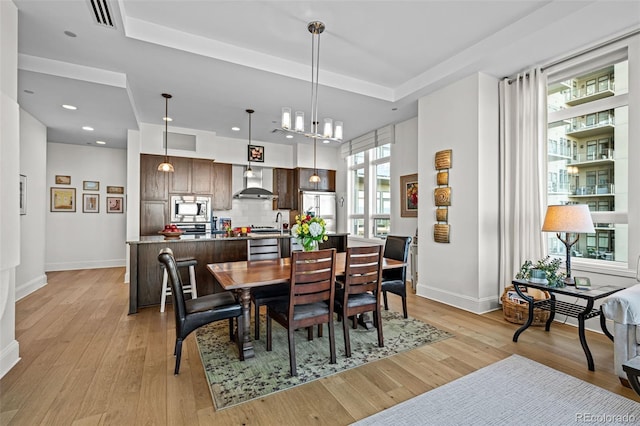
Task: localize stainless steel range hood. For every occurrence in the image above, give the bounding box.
[233,166,278,200]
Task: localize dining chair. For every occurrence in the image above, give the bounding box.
[381,235,412,318]
[157,248,244,375]
[248,238,288,340]
[266,248,337,376]
[334,245,384,357]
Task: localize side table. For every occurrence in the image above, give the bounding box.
[511,279,624,371]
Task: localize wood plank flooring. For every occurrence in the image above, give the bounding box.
[1,267,638,425]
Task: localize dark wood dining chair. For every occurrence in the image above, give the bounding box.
[381,235,412,318]
[248,238,288,340]
[158,248,244,375]
[266,248,337,376]
[334,245,384,357]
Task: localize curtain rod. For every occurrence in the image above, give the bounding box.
[506,27,640,83]
[541,27,640,72]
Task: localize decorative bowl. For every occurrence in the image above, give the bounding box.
[159,230,183,240]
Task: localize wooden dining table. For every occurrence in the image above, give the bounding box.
[207,252,406,359]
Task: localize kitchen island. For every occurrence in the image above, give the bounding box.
[127,232,348,313]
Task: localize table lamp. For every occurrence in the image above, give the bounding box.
[542,205,595,285]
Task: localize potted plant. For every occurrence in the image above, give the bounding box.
[515,256,566,288]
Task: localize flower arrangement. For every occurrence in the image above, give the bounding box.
[291,213,328,251]
[515,256,566,288]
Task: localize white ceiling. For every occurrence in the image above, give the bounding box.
[14,0,640,150]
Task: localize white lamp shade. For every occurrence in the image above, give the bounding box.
[281,107,291,129]
[334,121,343,140]
[294,111,305,132]
[542,205,595,233]
[323,118,333,138]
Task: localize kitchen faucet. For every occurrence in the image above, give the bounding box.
[275,212,283,234]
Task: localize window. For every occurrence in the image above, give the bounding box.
[546,54,629,265]
[347,144,391,239]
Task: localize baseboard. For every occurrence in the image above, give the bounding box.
[45,259,125,272]
[0,339,20,380]
[416,283,500,314]
[15,274,47,301]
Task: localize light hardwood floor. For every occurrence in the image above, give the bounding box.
[1,267,638,425]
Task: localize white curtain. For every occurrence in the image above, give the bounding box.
[498,68,548,295]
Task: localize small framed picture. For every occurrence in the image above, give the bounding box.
[51,187,76,212]
[83,193,100,213]
[55,175,71,185]
[400,173,418,217]
[248,145,264,162]
[107,196,124,213]
[574,277,591,289]
[107,186,124,194]
[83,180,100,191]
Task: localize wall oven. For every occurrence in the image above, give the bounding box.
[170,195,211,232]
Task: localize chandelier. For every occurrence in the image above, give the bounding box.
[280,21,343,143]
[157,93,174,172]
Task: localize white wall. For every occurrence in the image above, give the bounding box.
[16,110,47,300]
[392,117,419,238]
[417,72,500,313]
[0,0,20,379]
[46,143,127,271]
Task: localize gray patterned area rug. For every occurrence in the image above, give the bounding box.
[195,310,452,410]
[352,354,640,426]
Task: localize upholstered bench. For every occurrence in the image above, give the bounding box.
[601,284,640,394]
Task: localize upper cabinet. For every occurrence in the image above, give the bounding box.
[169,157,215,195]
[273,168,296,210]
[211,162,232,210]
[296,167,336,192]
[140,154,168,201]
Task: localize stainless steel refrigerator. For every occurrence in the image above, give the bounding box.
[300,191,336,232]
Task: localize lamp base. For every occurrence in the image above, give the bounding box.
[564,276,575,286]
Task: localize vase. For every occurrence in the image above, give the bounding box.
[303,240,319,252]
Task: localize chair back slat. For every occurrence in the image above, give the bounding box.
[289,249,337,318]
[342,245,384,300]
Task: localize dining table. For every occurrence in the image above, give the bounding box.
[207,251,406,359]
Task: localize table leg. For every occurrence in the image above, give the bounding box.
[512,285,534,342]
[545,295,556,331]
[600,311,614,341]
[238,288,255,359]
[578,299,596,371]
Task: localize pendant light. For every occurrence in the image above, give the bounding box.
[157,93,174,172]
[243,109,256,178]
[310,136,321,183]
[280,21,343,143]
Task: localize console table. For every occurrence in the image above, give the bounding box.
[511,279,623,371]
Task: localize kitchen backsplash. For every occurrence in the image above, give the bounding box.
[214,198,287,229]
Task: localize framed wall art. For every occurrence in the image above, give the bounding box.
[400,173,418,218]
[434,149,452,170]
[20,174,27,215]
[107,196,124,213]
[83,180,100,191]
[83,194,100,213]
[107,186,124,194]
[55,175,71,185]
[51,187,76,212]
[434,187,451,206]
[248,145,264,162]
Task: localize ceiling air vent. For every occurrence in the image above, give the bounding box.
[88,0,115,28]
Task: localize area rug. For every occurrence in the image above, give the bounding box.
[195,310,452,409]
[352,354,640,425]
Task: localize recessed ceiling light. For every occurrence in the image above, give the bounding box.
[96,141,106,145]
[64,30,77,38]
[286,135,293,139]
[323,140,330,144]
[82,126,94,131]
[163,116,172,122]
[23,89,34,94]
[231,127,240,131]
[62,104,77,110]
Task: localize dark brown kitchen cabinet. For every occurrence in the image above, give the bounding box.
[272,168,296,209]
[192,158,214,194]
[140,201,168,236]
[140,154,168,200]
[168,156,193,193]
[212,162,232,210]
[295,167,336,192]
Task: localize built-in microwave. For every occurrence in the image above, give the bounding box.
[170,195,211,224]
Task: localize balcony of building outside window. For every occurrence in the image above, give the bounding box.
[564,79,615,106]
[571,183,615,196]
[565,114,615,138]
[547,138,573,160]
[548,182,571,194]
[567,149,615,166]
